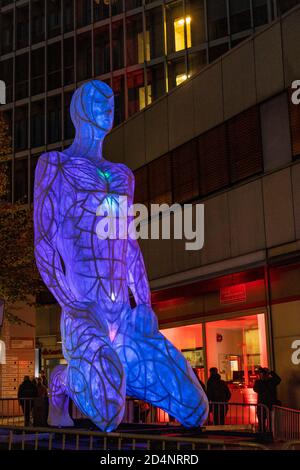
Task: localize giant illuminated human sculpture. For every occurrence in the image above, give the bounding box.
[34,80,208,431]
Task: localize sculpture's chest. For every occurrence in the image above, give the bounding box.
[61,163,133,220]
[63,162,132,195]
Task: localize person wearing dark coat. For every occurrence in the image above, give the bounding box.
[207,367,231,425]
[253,367,281,432]
[18,375,38,426]
[192,368,207,395]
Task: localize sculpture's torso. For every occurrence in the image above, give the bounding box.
[57,154,134,308]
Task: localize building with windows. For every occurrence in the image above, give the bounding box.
[0,0,299,205]
[1,0,300,410]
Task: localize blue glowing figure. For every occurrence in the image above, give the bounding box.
[34,80,208,431]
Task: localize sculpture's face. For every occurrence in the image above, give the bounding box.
[70,80,114,136]
[92,90,114,133]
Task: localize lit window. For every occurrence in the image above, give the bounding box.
[174,16,192,52]
[176,73,189,86]
[139,85,152,110]
[138,31,150,63]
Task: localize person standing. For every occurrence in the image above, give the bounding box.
[253,367,281,432]
[40,369,48,388]
[207,367,231,425]
[18,376,38,426]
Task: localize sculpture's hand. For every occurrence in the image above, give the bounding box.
[126,238,151,307]
[130,304,158,336]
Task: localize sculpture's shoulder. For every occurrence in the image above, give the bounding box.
[35,151,66,182]
[110,162,135,184]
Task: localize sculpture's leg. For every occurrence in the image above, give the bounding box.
[114,305,209,428]
[61,305,126,432]
[48,365,74,427]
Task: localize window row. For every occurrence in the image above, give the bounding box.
[1,0,274,56]
[134,106,264,206]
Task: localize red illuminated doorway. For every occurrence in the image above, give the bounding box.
[205,313,268,404]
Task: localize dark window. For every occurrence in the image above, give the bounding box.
[277,0,300,14]
[113,75,125,126]
[16,6,29,49]
[185,0,206,45]
[227,106,263,183]
[198,124,230,195]
[112,22,124,71]
[77,33,92,81]
[2,1,14,7]
[188,50,207,77]
[94,26,110,75]
[1,12,13,54]
[47,0,61,38]
[31,48,45,95]
[93,0,109,21]
[172,140,199,203]
[64,38,74,85]
[111,0,123,16]
[125,0,143,9]
[14,106,28,151]
[47,96,62,144]
[229,0,251,34]
[126,15,144,66]
[64,92,75,140]
[64,0,74,32]
[14,158,28,204]
[148,154,172,205]
[253,0,269,27]
[146,7,164,60]
[48,43,62,90]
[209,42,229,62]
[76,0,91,28]
[289,89,300,158]
[134,166,149,207]
[15,54,29,100]
[31,101,45,148]
[31,0,45,44]
[207,0,228,40]
[147,63,166,103]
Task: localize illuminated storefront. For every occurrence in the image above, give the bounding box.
[162,312,269,406]
[153,267,271,409]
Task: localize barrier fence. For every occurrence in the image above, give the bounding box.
[272,405,300,441]
[1,397,270,433]
[0,425,270,451]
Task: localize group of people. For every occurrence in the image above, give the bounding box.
[18,370,48,426]
[193,366,281,430]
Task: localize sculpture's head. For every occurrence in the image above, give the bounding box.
[70,80,114,138]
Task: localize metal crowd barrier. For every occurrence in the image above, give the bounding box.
[282,441,300,450]
[272,405,300,441]
[1,397,270,433]
[0,425,270,451]
[0,397,48,427]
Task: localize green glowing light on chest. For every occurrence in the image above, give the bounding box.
[97,169,111,180]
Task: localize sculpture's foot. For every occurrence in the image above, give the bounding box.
[115,305,209,428]
[48,365,74,427]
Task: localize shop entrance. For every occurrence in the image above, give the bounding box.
[206,313,268,404]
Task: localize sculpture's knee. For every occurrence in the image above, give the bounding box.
[66,334,126,432]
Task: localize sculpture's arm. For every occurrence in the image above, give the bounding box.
[126,237,151,307]
[34,152,76,308]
